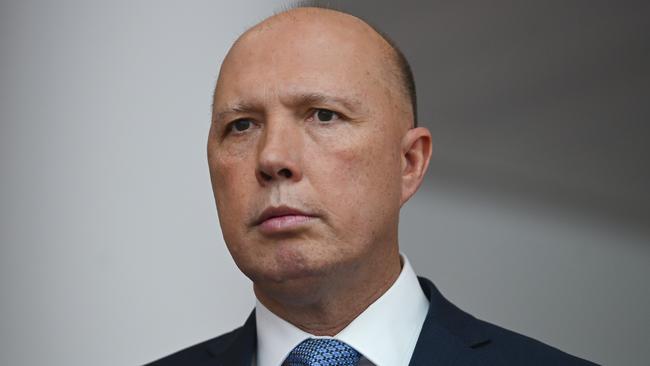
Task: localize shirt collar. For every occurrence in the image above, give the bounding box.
[255,254,430,366]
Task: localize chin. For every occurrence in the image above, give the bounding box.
[275,249,331,282]
[243,244,336,285]
[252,267,332,307]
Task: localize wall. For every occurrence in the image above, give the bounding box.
[1,1,648,365]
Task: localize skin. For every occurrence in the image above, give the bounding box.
[207,8,432,336]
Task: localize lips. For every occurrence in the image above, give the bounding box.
[253,205,317,234]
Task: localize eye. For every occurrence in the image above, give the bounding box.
[309,108,341,123]
[227,119,254,134]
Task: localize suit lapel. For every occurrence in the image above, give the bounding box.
[208,310,257,366]
[409,277,491,366]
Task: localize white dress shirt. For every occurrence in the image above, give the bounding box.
[254,255,430,366]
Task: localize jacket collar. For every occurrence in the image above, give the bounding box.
[208,310,257,366]
[408,277,491,366]
[209,277,491,366]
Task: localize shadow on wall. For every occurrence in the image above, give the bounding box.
[342,0,650,229]
[339,1,650,365]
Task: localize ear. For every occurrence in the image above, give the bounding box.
[400,127,433,206]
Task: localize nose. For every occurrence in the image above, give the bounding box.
[256,119,303,185]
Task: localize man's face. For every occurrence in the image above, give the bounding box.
[208,11,413,291]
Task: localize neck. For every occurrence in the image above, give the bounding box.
[254,250,402,336]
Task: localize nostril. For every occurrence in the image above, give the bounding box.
[260,171,273,181]
[278,168,292,178]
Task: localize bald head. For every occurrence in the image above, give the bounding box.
[216,6,417,128]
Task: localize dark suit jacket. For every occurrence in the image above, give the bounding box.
[147,277,597,365]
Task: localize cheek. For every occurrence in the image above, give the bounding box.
[210,154,259,271]
[312,130,402,226]
[208,150,255,229]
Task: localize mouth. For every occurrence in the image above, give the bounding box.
[253,205,318,234]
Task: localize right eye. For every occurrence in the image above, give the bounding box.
[227,119,254,134]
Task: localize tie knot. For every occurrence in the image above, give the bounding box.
[284,338,361,366]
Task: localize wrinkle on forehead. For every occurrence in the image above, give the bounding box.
[215,7,412,131]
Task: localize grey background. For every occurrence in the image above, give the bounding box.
[1,1,648,365]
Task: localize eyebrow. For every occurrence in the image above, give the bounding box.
[213,101,258,123]
[286,92,363,112]
[213,92,363,123]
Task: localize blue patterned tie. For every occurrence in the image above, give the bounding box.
[283,338,361,366]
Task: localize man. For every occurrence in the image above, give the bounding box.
[148,5,595,366]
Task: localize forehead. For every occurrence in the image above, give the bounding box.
[214,10,391,108]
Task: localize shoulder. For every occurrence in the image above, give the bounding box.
[145,311,257,366]
[415,277,598,365]
[468,317,598,365]
[144,326,243,366]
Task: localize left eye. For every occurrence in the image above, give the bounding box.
[226,119,254,134]
[311,109,340,123]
